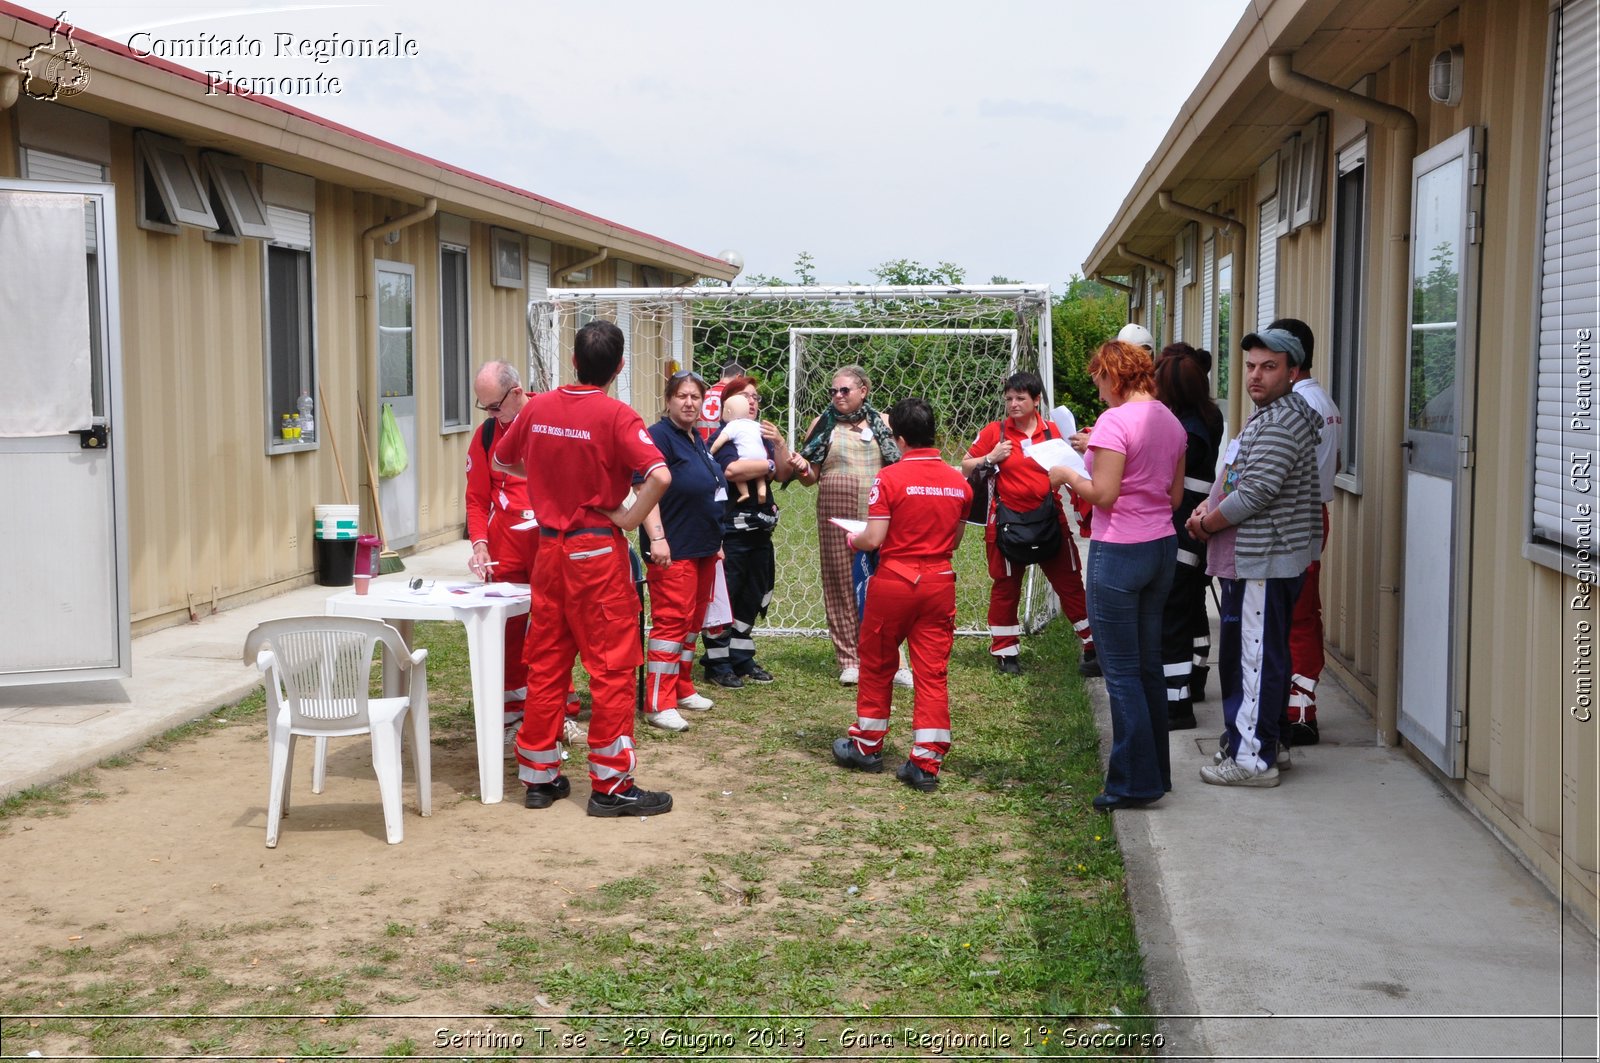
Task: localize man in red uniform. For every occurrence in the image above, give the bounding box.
[465,361,584,749]
[493,321,674,817]
[465,361,538,742]
[832,397,971,792]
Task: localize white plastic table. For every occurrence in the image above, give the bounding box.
[327,581,530,804]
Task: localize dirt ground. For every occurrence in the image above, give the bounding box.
[0,711,812,948]
[0,702,850,1041]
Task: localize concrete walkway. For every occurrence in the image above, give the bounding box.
[0,539,1595,1060]
[1091,642,1599,1061]
[0,541,472,799]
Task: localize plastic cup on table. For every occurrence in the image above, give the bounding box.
[353,574,371,596]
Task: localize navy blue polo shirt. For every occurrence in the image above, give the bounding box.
[638,417,727,559]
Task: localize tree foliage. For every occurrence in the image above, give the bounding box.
[1051,274,1128,422]
[694,256,1135,436]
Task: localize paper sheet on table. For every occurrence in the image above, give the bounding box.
[442,581,528,599]
[828,517,867,535]
[1050,406,1078,440]
[1025,436,1088,478]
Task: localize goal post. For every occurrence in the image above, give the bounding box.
[530,284,1062,637]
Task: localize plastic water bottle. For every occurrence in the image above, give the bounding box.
[297,389,315,441]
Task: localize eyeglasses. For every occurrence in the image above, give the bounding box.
[475,385,516,414]
[669,369,707,387]
[826,386,856,397]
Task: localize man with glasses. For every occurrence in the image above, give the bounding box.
[465,361,583,754]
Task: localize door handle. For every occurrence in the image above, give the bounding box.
[1399,440,1414,450]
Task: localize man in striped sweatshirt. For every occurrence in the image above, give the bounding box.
[1184,329,1324,787]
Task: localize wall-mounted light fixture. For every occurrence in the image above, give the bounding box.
[1429,46,1464,107]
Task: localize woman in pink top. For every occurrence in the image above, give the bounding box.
[1050,340,1186,811]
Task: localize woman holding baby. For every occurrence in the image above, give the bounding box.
[700,374,802,687]
[636,369,730,730]
[791,366,905,686]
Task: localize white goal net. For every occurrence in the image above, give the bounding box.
[529,285,1060,637]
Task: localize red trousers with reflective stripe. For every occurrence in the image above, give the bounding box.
[487,521,537,721]
[644,554,717,713]
[985,519,1091,656]
[516,530,642,794]
[1285,505,1330,722]
[851,567,956,773]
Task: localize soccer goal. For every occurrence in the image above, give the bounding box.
[529,284,1062,637]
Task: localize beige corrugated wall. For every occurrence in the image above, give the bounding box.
[84,126,615,631]
[1453,0,1597,915]
[1263,3,1596,919]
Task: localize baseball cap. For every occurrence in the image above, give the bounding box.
[1240,328,1307,367]
[1117,323,1154,351]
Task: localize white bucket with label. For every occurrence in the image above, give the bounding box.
[314,504,359,540]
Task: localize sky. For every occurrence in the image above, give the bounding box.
[65,1,1242,288]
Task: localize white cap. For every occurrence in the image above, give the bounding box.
[1117,323,1155,351]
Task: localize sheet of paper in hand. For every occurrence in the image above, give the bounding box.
[1024,436,1088,479]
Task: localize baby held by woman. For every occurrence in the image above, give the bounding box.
[709,393,768,505]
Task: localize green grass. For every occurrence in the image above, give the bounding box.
[760,478,1059,636]
[0,614,1150,1058]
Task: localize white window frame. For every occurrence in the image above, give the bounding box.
[133,131,216,234]
[262,208,316,455]
[439,243,472,432]
[491,227,523,288]
[1275,137,1298,236]
[201,153,273,244]
[1331,136,1369,494]
[1291,115,1329,230]
[1257,197,1278,330]
[1178,222,1197,288]
[1526,0,1600,570]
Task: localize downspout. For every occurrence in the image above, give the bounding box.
[1268,52,1417,747]
[358,197,438,504]
[1157,191,1245,239]
[558,247,609,283]
[1157,193,1246,425]
[1117,244,1177,344]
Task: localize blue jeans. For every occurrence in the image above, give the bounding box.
[1086,536,1177,799]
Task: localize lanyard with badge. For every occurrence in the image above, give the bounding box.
[689,423,729,502]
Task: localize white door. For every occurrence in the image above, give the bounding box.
[0,181,128,685]
[1399,127,1484,777]
[376,261,418,549]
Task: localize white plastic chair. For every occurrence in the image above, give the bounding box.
[244,616,431,847]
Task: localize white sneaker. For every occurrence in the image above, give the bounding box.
[839,667,860,685]
[893,668,914,689]
[562,717,587,746]
[645,708,689,732]
[1200,756,1280,787]
[504,726,519,759]
[677,692,714,711]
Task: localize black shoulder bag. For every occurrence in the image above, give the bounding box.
[991,421,1063,565]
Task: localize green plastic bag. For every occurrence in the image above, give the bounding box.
[378,402,408,479]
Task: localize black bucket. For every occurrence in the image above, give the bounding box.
[314,538,357,587]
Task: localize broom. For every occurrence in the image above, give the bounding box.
[355,394,406,574]
[318,382,351,505]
